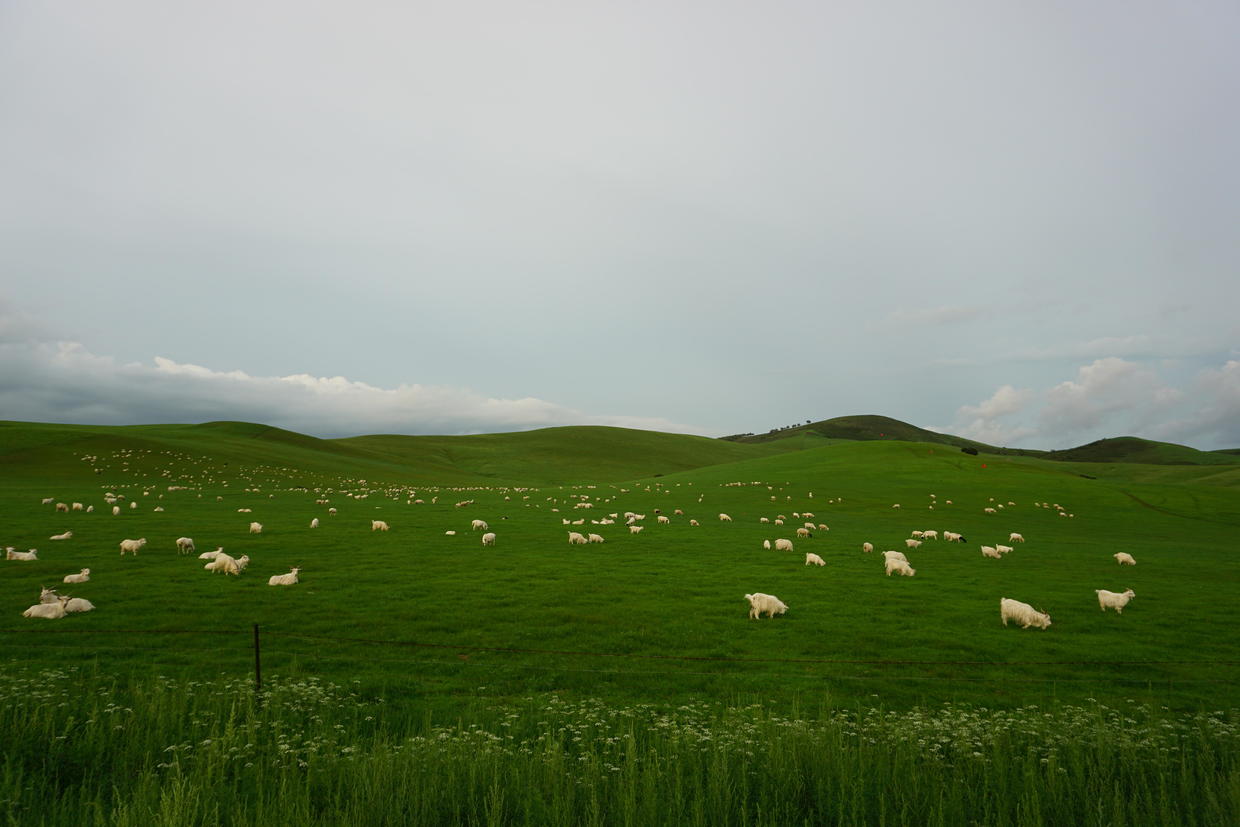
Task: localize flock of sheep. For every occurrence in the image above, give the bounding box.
[9,448,1139,636]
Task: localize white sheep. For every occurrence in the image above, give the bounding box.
[862,542,874,553]
[50,531,73,541]
[235,554,250,572]
[657,515,670,525]
[471,519,489,531]
[981,546,1002,559]
[198,547,224,560]
[310,518,319,528]
[72,502,84,511]
[205,553,241,575]
[718,513,732,522]
[884,558,916,576]
[921,530,938,540]
[1096,588,1136,613]
[111,505,120,516]
[587,533,605,544]
[23,595,70,619]
[763,540,771,550]
[1000,598,1051,630]
[995,544,1014,555]
[689,519,699,526]
[568,531,588,545]
[743,593,788,619]
[1114,552,1136,566]
[36,587,90,613]
[882,550,908,564]
[796,527,811,538]
[481,532,496,546]
[372,520,390,532]
[817,524,829,531]
[805,552,825,567]
[760,517,770,524]
[268,567,301,586]
[629,525,644,534]
[905,539,922,549]
[119,538,147,555]
[774,538,794,552]
[444,530,457,536]
[41,497,54,505]
[176,537,195,555]
[7,548,38,561]
[55,502,69,512]
[63,568,91,584]
[249,522,263,534]
[911,530,924,539]
[1009,533,1025,543]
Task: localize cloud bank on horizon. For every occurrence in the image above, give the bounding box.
[2,2,1237,449]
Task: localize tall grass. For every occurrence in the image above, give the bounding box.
[3,665,1235,825]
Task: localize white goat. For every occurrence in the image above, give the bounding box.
[268,567,301,586]
[7,549,38,561]
[744,593,788,619]
[198,547,224,560]
[1096,589,1135,613]
[119,538,147,555]
[23,595,70,619]
[63,568,91,584]
[1000,598,1051,630]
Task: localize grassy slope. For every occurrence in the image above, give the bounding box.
[728,414,1045,456]
[1043,435,1240,466]
[1,421,1237,711]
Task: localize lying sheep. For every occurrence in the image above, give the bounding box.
[50,531,73,541]
[1000,598,1051,630]
[268,567,301,586]
[743,592,788,619]
[198,547,224,560]
[37,587,92,612]
[7,549,38,561]
[23,595,70,619]
[1096,588,1136,614]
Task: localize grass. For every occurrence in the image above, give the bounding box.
[1,419,1237,822]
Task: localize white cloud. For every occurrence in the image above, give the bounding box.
[0,338,709,437]
[940,384,1037,446]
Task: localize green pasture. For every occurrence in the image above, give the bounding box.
[2,420,1237,711]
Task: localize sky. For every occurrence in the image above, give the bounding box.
[2,1,1238,449]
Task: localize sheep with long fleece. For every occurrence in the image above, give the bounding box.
[805,552,825,567]
[882,550,908,564]
[568,531,588,545]
[796,527,812,538]
[268,567,301,586]
[743,593,788,619]
[1114,552,1136,566]
[884,558,915,576]
[1009,533,1025,543]
[371,520,390,532]
[981,546,1002,559]
[774,538,794,552]
[119,538,147,556]
[176,537,195,555]
[7,549,38,561]
[481,532,496,546]
[50,531,73,541]
[1096,589,1136,614]
[862,542,874,553]
[63,568,90,584]
[205,553,242,575]
[1000,598,1051,629]
[905,539,922,549]
[471,519,489,531]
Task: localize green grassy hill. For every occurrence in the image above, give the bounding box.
[725,414,1044,456]
[1043,435,1240,466]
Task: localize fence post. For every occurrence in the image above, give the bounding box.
[253,623,262,705]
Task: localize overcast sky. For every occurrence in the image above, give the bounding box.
[3,1,1237,449]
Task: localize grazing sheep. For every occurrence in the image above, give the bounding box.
[112,505,121,516]
[268,567,301,586]
[905,539,922,549]
[760,517,770,524]
[1114,552,1136,566]
[310,518,319,528]
[41,497,54,505]
[1096,588,1136,614]
[817,524,829,531]
[205,553,242,575]
[371,520,390,532]
[796,527,812,538]
[884,558,916,577]
[763,540,771,550]
[55,502,69,512]
[23,595,70,619]
[328,508,337,515]
[774,538,794,552]
[882,550,908,564]
[1000,598,1052,630]
[50,531,73,541]
[743,593,788,619]
[805,552,825,567]
[629,525,644,534]
[981,546,1002,559]
[118,538,147,556]
[921,530,938,540]
[198,547,224,560]
[63,568,90,584]
[471,519,488,531]
[995,544,1014,555]
[587,533,605,544]
[7,549,38,561]
[911,530,924,539]
[72,502,83,511]
[444,530,456,536]
[1009,533,1025,543]
[568,531,588,545]
[718,513,732,522]
[657,515,670,524]
[249,522,263,534]
[176,537,195,555]
[862,542,874,553]
[689,519,699,526]
[481,532,496,546]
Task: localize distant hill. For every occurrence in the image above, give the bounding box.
[721,414,1043,457]
[1041,436,1240,466]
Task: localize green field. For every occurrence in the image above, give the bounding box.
[2,419,1237,823]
